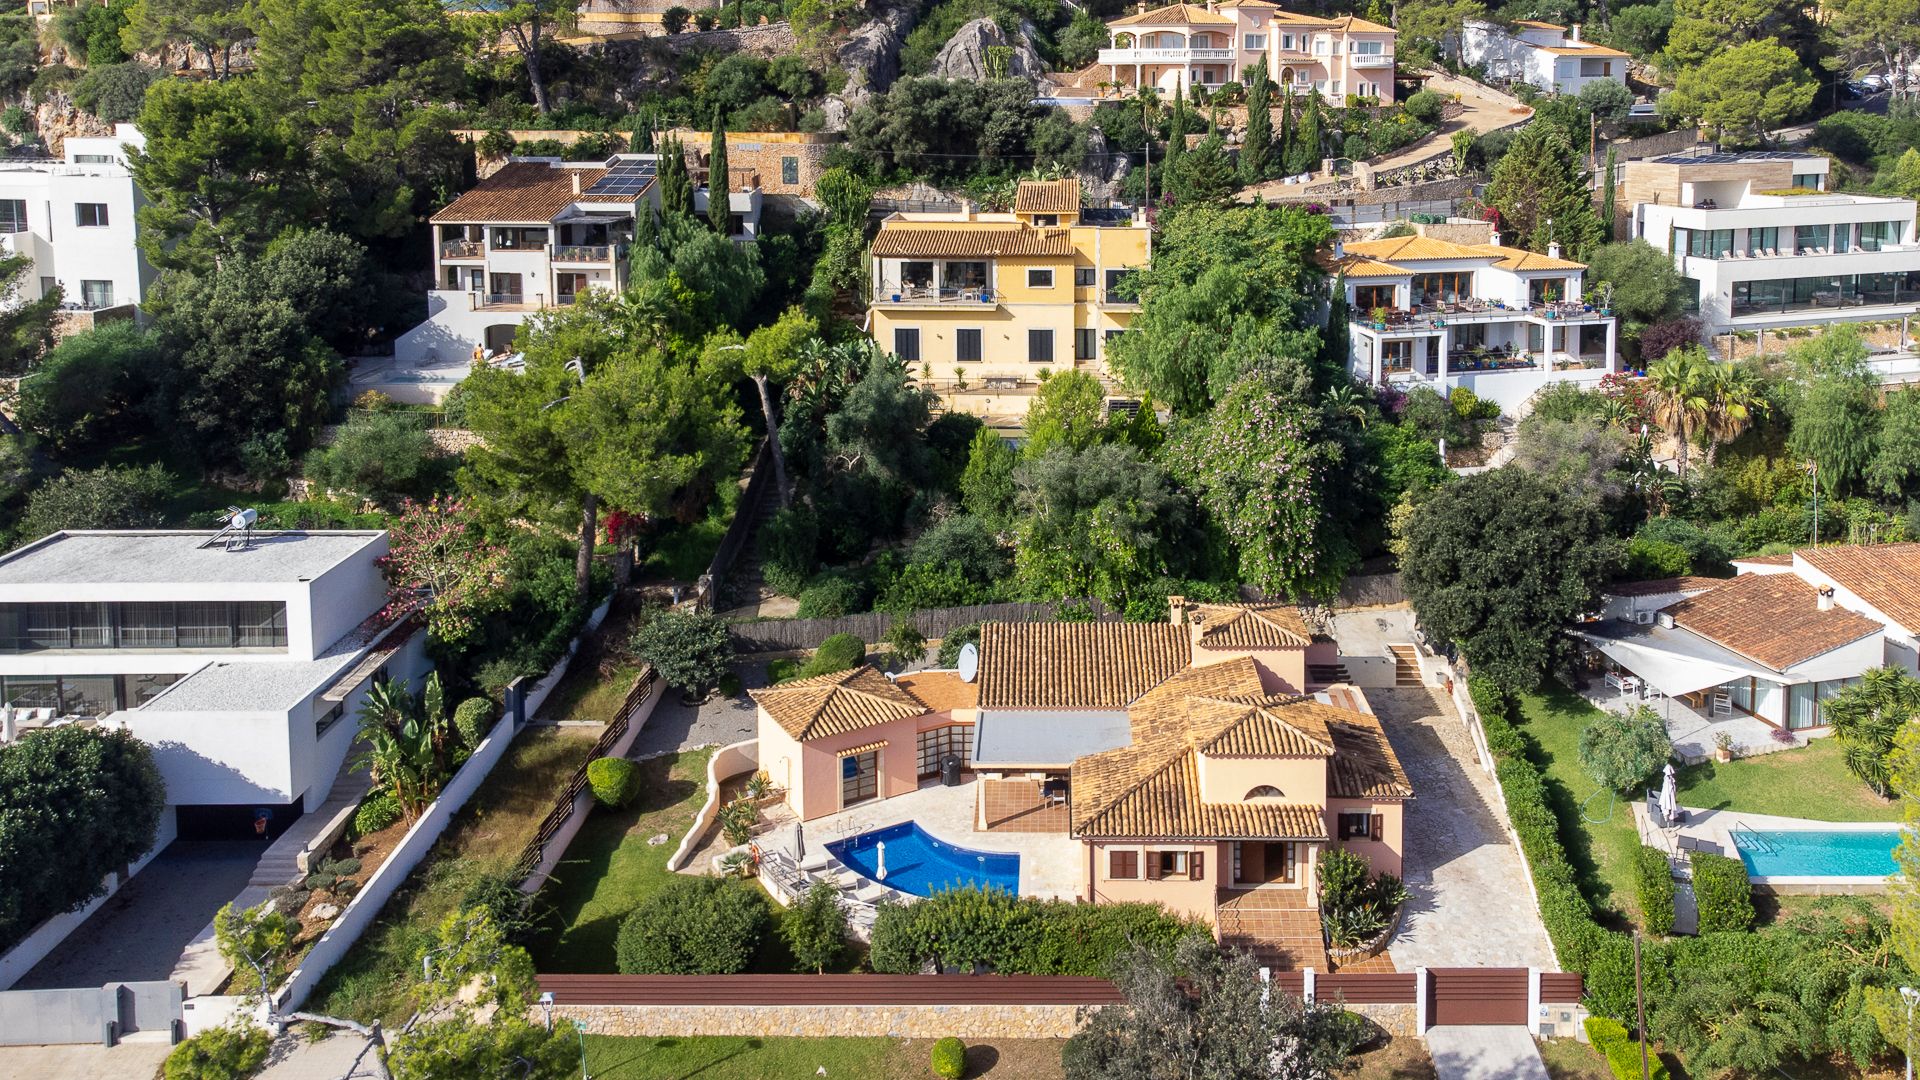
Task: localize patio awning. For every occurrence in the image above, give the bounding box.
[972,708,1132,768]
[1570,621,1784,698]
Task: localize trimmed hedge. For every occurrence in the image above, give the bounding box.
[931,1036,967,1079]
[1634,846,1675,936]
[1585,1016,1671,1080]
[1689,851,1754,933]
[615,876,769,974]
[586,756,639,808]
[867,886,1209,976]
[796,633,865,679]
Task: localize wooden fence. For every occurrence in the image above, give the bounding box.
[727,599,1118,652]
[537,974,1125,1006]
[508,667,658,883]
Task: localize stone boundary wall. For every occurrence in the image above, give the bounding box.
[545,1001,1105,1039]
[1344,1001,1417,1038]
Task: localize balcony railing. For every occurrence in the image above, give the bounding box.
[440,239,483,259]
[1692,242,1919,261]
[1349,52,1394,67]
[476,292,543,309]
[1354,298,1614,330]
[1098,47,1237,64]
[877,285,998,305]
[550,243,614,263]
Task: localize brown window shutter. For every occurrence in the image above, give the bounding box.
[1191,850,1205,881]
[1109,850,1135,879]
[1146,852,1162,880]
[1371,814,1384,841]
[1337,815,1350,840]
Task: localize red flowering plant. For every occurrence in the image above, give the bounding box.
[377,498,510,647]
[1596,372,1654,430]
[603,509,647,546]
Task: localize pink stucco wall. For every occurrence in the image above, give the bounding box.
[1189,645,1309,695]
[1090,841,1226,924]
[1325,798,1405,878]
[757,707,975,822]
[1196,754,1327,807]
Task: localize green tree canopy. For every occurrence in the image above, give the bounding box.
[1013,443,1192,609]
[1867,388,1920,500]
[121,0,250,77]
[0,251,59,377]
[1787,326,1880,498]
[1484,122,1603,259]
[1023,369,1109,458]
[1581,240,1690,343]
[12,320,164,452]
[1401,468,1619,688]
[18,464,173,543]
[129,78,296,270]
[1578,706,1673,793]
[1661,39,1816,146]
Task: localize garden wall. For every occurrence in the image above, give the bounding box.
[549,1001,1099,1039]
[666,739,758,872]
[515,674,667,894]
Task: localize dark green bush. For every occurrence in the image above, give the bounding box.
[796,633,865,679]
[760,507,819,597]
[353,792,401,835]
[615,876,768,974]
[164,1023,271,1080]
[931,1036,967,1079]
[1402,89,1444,124]
[796,574,864,618]
[452,698,494,749]
[867,886,1206,976]
[631,609,735,695]
[1635,846,1675,935]
[1689,851,1753,933]
[936,623,980,667]
[1585,1016,1671,1080]
[586,756,639,808]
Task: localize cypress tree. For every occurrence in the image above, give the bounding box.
[1296,91,1324,175]
[708,111,731,235]
[659,137,694,219]
[1599,145,1618,242]
[1167,82,1186,162]
[1242,56,1272,183]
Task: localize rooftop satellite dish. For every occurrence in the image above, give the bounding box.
[957,642,979,683]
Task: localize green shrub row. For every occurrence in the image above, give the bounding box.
[1688,851,1754,934]
[867,886,1209,976]
[1585,1016,1671,1080]
[1633,846,1675,936]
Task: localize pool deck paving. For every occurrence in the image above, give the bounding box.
[1634,802,1900,880]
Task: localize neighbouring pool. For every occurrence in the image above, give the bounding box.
[1734,828,1902,879]
[826,822,1019,897]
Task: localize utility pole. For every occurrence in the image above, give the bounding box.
[1633,931,1650,1080]
[1810,460,1820,543]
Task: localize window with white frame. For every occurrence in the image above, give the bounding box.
[1245,33,1265,49]
[1314,36,1330,54]
[1353,40,1384,54]
[80,280,113,308]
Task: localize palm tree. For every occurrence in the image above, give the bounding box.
[1823,666,1920,798]
[1644,348,1711,477]
[1698,361,1768,467]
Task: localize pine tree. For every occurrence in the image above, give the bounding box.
[1167,82,1186,162]
[1242,56,1272,183]
[708,111,732,235]
[658,137,694,220]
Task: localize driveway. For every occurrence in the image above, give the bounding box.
[0,1040,173,1080]
[13,841,262,990]
[1426,1026,1549,1080]
[1372,688,1556,971]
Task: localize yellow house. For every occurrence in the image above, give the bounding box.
[867,179,1151,416]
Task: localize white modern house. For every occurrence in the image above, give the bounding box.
[0,124,155,317]
[1627,151,1920,336]
[0,529,429,840]
[385,154,762,388]
[1335,227,1620,412]
[1455,19,1628,96]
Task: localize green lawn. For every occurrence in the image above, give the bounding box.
[1511,682,1897,931]
[308,727,601,1024]
[536,660,647,725]
[583,1035,897,1079]
[530,747,718,972]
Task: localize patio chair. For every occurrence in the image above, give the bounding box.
[799,850,832,873]
[854,881,891,904]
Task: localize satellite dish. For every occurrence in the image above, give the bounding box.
[957,642,979,683]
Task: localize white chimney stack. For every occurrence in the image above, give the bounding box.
[1334,238,1346,259]
[571,171,581,194]
[1817,585,1835,612]
[1548,241,1562,259]
[1570,23,1581,41]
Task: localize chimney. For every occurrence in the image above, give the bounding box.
[1137,0,1146,13]
[961,199,976,220]
[1205,0,1216,9]
[1817,585,1835,612]
[571,171,581,194]
[1569,23,1581,41]
[1334,238,1345,259]
[1547,241,1562,259]
[1169,595,1187,625]
[1488,221,1501,245]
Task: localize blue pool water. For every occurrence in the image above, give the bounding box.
[826,822,1019,897]
[1734,828,1901,878]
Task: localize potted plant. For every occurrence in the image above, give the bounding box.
[1713,730,1734,763]
[953,366,968,391]
[1370,306,1388,330]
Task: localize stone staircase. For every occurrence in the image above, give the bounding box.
[1389,644,1423,687]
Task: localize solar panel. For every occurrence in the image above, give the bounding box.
[585,160,658,197]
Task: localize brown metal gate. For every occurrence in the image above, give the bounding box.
[1427,967,1530,1026]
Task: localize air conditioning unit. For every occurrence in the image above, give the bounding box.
[1657,613,1676,629]
[1635,610,1656,625]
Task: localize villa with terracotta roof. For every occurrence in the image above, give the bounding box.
[1334,224,1620,411]
[1091,0,1397,102]
[1455,19,1628,96]
[748,599,1411,957]
[1576,544,1920,752]
[866,178,1151,420]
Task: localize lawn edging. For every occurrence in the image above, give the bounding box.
[667,738,759,873]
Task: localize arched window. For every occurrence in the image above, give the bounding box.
[1244,785,1284,799]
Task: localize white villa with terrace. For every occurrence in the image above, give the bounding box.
[1334,228,1621,412]
[1456,19,1628,96]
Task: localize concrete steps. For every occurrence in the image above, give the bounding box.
[1389,644,1422,687]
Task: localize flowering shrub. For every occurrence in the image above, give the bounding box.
[377,498,510,646]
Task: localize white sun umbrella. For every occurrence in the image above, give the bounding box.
[1658,762,1679,824]
[876,840,888,881]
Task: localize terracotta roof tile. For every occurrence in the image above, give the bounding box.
[748,665,928,740]
[1326,707,1413,799]
[1604,575,1724,597]
[1733,552,1793,566]
[1190,603,1314,650]
[1326,13,1394,31]
[1466,243,1587,271]
[1076,753,1329,840]
[1539,42,1629,56]
[1110,3,1235,26]
[893,670,980,713]
[1664,573,1882,671]
[1513,18,1566,29]
[1797,543,1920,634]
[1331,256,1414,279]
[838,739,889,756]
[1194,695,1336,757]
[977,622,1191,709]
[1343,235,1483,262]
[431,161,607,223]
[1013,179,1081,215]
[870,226,1076,258]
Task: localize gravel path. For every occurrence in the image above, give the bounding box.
[628,661,773,758]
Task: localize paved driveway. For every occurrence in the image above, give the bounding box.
[1426,1026,1549,1080]
[0,1040,173,1080]
[14,841,262,990]
[1372,688,1556,971]
[627,661,768,758]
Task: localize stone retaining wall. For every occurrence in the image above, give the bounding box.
[1346,1002,1418,1038]
[546,1002,1105,1039]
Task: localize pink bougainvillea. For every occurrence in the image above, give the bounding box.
[377,498,509,645]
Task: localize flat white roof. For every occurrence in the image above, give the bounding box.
[971,708,1134,768]
[0,531,384,587]
[140,618,417,714]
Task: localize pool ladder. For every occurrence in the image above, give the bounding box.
[1731,822,1775,854]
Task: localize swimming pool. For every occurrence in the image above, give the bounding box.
[826,822,1019,897]
[1734,827,1902,880]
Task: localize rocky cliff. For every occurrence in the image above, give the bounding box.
[928,17,1046,85]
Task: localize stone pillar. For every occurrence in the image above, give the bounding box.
[1414,967,1431,1035]
[1436,327,1450,384]
[1370,334,1382,386]
[1605,318,1618,372]
[1527,967,1542,1035]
